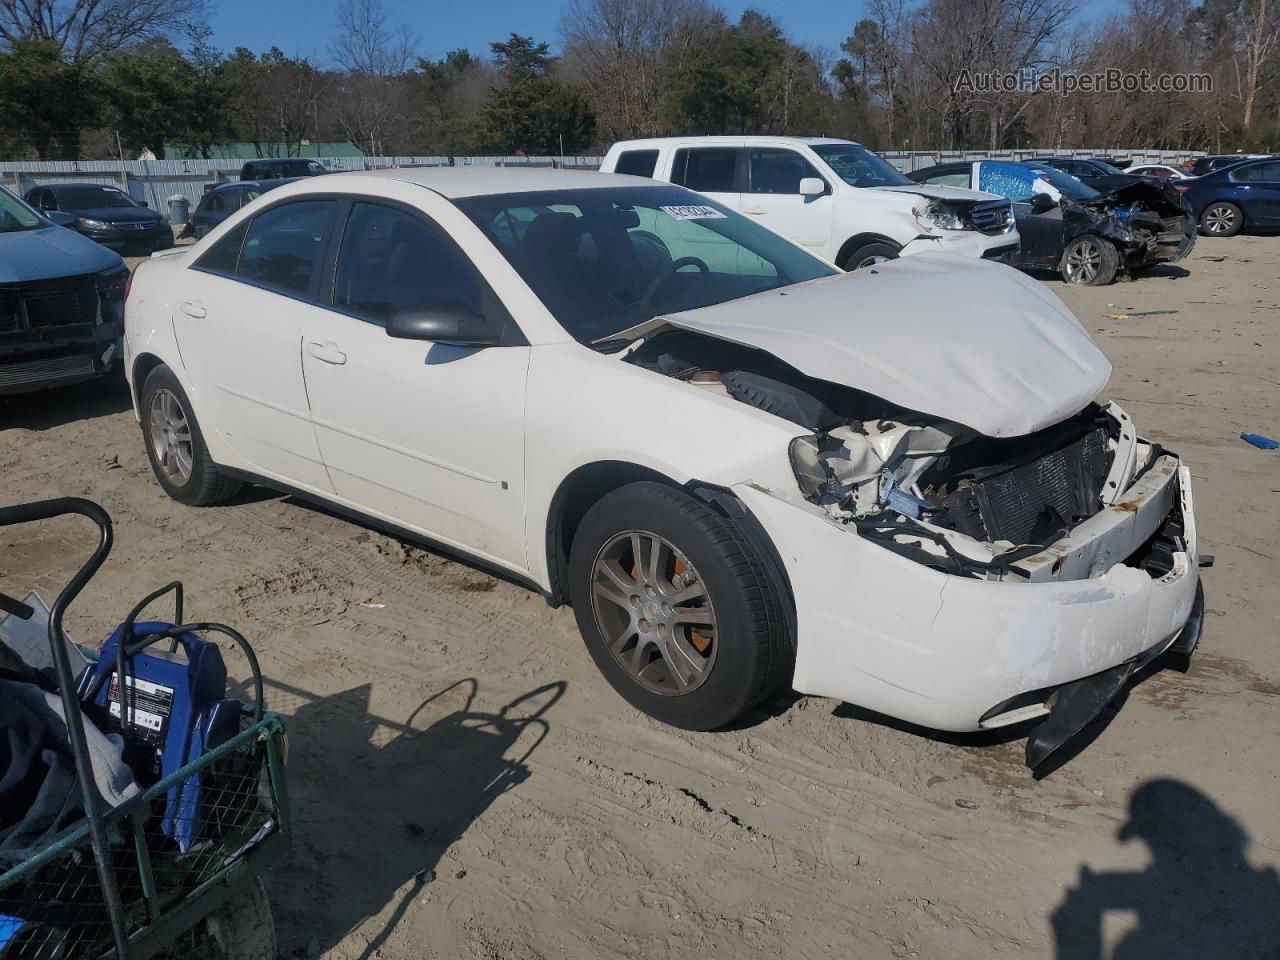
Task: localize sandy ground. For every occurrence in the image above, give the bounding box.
[2,236,1278,959]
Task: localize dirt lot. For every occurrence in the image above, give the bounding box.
[3,237,1278,959]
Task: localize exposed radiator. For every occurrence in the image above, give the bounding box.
[943,427,1110,545]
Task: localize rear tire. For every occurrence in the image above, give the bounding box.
[1199,201,1242,237]
[140,364,242,506]
[840,241,900,271]
[568,482,792,731]
[1060,235,1119,285]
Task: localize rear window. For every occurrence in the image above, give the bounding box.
[672,148,738,193]
[614,150,659,178]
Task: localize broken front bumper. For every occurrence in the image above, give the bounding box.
[734,462,1200,735]
[901,228,1019,262]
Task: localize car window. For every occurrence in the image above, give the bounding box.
[195,220,250,274]
[207,194,227,213]
[672,148,739,193]
[978,163,1042,202]
[456,185,836,344]
[331,202,489,325]
[0,187,44,233]
[242,164,255,179]
[614,150,660,178]
[921,170,971,188]
[746,149,823,194]
[1024,164,1100,201]
[235,199,336,297]
[809,143,911,187]
[1235,161,1280,182]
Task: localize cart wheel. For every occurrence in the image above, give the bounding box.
[200,877,277,960]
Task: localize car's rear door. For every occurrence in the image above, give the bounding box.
[174,197,337,491]
[1233,160,1280,226]
[300,197,530,569]
[738,146,832,249]
[670,145,744,211]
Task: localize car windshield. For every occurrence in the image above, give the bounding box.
[0,187,44,233]
[58,186,140,210]
[1024,165,1101,201]
[1090,159,1127,175]
[304,161,326,175]
[810,143,913,187]
[456,185,837,345]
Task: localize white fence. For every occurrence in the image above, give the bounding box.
[0,148,1204,214]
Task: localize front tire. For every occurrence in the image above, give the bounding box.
[1060,235,1119,285]
[140,364,242,506]
[1199,201,1242,237]
[568,482,792,731]
[841,241,900,271]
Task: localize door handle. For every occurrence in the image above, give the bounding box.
[743,206,767,215]
[307,341,346,365]
[180,300,206,318]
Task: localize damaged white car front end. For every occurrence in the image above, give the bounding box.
[621,254,1202,767]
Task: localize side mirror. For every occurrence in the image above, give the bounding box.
[386,299,499,347]
[46,210,77,228]
[1029,192,1057,214]
[799,177,827,197]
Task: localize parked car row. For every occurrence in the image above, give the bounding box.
[111,165,1205,771]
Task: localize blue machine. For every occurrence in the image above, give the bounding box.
[77,622,242,851]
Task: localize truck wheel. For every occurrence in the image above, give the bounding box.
[568,482,792,731]
[841,241,900,270]
[1060,235,1119,285]
[140,364,242,506]
[198,877,277,960]
[1199,202,1242,237]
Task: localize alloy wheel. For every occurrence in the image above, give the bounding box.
[148,388,194,486]
[1064,238,1103,283]
[589,530,718,696]
[1204,205,1236,235]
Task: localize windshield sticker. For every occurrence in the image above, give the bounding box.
[660,204,727,221]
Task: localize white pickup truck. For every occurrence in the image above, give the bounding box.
[600,137,1019,269]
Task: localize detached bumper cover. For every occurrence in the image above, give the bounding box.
[734,463,1200,733]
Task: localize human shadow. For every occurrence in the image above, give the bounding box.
[0,374,133,430]
[261,677,564,959]
[1051,779,1280,959]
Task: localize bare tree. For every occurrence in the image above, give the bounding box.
[560,0,717,140]
[0,0,205,62]
[1235,0,1280,127]
[330,0,415,155]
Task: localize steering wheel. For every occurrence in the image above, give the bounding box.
[641,255,710,306]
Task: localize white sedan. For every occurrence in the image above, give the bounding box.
[124,169,1204,769]
[1126,164,1191,180]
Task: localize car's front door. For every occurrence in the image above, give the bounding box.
[977,162,1064,269]
[300,199,530,569]
[739,147,832,249]
[173,198,336,492]
[1233,160,1280,226]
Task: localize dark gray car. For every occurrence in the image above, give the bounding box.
[1,186,129,395]
[24,183,174,253]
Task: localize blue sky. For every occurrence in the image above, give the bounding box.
[208,0,1117,65]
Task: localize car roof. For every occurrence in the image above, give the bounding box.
[276,167,660,199]
[219,177,299,190]
[609,136,863,149]
[46,182,120,191]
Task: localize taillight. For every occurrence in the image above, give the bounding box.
[1175,185,1190,193]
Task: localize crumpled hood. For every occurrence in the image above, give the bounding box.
[871,183,1003,204]
[0,226,123,282]
[656,254,1111,438]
